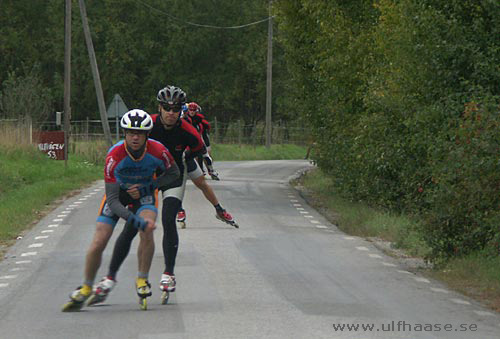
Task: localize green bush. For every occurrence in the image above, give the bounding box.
[421,98,500,261]
[275,0,500,261]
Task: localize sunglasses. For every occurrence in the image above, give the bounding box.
[161,103,182,113]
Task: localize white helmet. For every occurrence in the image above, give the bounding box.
[120,109,153,131]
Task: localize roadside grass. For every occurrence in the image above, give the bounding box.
[297,167,430,257]
[297,167,500,312]
[72,139,109,165]
[428,253,500,312]
[0,145,101,252]
[70,141,308,162]
[212,143,307,160]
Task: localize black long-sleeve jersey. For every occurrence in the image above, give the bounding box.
[182,113,211,147]
[150,114,205,177]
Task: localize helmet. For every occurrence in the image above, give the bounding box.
[120,109,153,131]
[187,102,199,112]
[157,85,187,105]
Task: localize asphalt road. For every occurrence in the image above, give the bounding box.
[0,160,499,339]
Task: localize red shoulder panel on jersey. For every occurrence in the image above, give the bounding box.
[147,139,174,168]
[179,119,204,152]
[104,142,128,183]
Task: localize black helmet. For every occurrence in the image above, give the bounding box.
[157,86,187,105]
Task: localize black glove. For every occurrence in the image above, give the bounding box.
[128,213,147,231]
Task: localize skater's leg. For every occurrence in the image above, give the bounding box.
[136,208,156,302]
[203,153,214,172]
[107,219,139,280]
[196,154,205,174]
[162,197,181,274]
[84,222,113,288]
[137,208,156,276]
[191,174,219,206]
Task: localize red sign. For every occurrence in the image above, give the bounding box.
[33,131,65,160]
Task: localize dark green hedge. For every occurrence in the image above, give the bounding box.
[275,0,500,261]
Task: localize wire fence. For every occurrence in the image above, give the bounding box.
[0,118,310,146]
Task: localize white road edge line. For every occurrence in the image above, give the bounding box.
[21,252,37,257]
[450,298,471,305]
[473,310,495,316]
[0,275,18,279]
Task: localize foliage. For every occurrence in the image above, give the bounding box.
[274,0,500,261]
[2,0,499,262]
[0,64,53,121]
[0,0,290,130]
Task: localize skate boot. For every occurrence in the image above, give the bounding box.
[159,273,176,305]
[87,276,116,306]
[177,209,186,229]
[136,278,152,311]
[216,209,239,228]
[61,285,92,312]
[208,171,220,181]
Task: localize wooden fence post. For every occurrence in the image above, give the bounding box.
[213,116,218,144]
[252,121,257,149]
[238,119,242,147]
[85,117,89,141]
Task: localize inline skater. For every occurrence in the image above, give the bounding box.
[184,102,219,181]
[150,86,238,303]
[86,86,201,306]
[62,109,179,311]
[177,101,236,230]
[91,86,238,307]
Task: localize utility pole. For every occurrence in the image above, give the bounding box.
[78,0,113,148]
[265,0,273,149]
[63,0,71,168]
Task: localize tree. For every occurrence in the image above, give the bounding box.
[0,64,52,122]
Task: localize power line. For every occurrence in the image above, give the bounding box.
[136,0,272,29]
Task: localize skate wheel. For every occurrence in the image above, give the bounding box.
[179,221,186,229]
[139,297,147,310]
[161,291,169,305]
[62,301,83,312]
[86,294,99,306]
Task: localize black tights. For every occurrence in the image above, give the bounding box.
[108,219,138,279]
[107,197,181,278]
[162,197,181,274]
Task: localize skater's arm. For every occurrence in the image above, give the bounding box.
[105,182,132,220]
[180,120,205,161]
[103,152,132,220]
[156,161,180,190]
[106,184,148,231]
[126,162,181,199]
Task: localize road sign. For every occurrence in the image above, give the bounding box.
[107,93,128,119]
[33,131,65,160]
